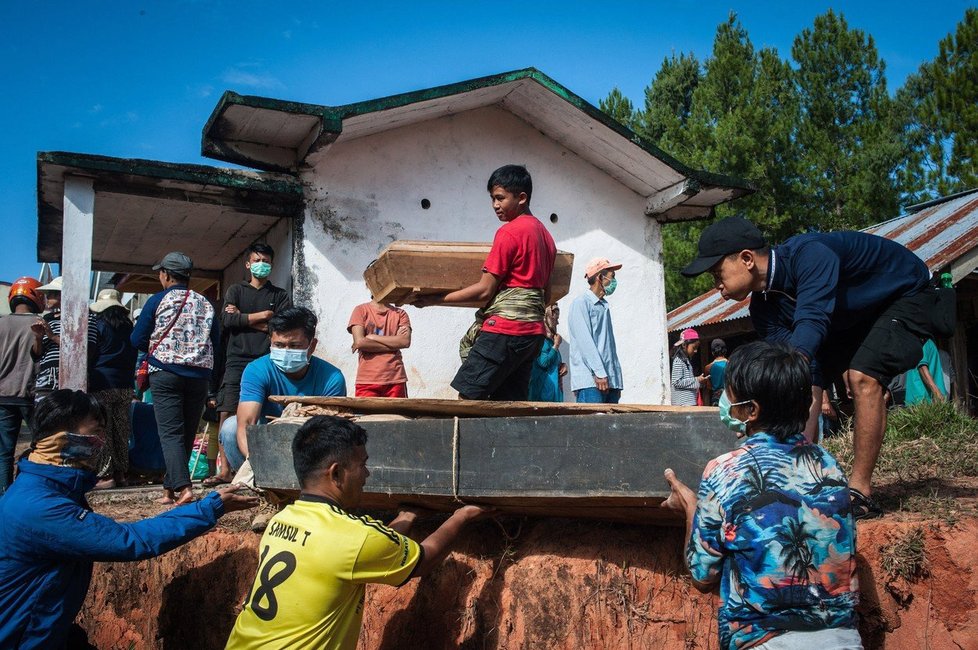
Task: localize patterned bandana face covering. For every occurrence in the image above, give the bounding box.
[29,431,106,472]
[718,391,751,437]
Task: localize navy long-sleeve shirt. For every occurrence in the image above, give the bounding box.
[750,231,930,361]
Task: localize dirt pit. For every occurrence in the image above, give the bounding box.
[76,488,978,650]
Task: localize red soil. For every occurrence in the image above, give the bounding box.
[78,509,978,649]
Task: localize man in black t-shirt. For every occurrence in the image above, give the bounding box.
[206,243,291,485]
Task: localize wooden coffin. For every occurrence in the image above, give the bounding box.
[363,240,575,308]
[248,407,735,523]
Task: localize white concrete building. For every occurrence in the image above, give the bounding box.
[38,69,751,402]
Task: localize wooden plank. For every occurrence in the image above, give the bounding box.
[363,240,574,308]
[60,175,95,391]
[249,411,734,523]
[268,395,716,418]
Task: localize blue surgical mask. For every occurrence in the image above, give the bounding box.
[603,277,618,296]
[250,261,272,279]
[718,391,751,437]
[270,347,309,373]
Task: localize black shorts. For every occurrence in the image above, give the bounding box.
[818,289,940,388]
[451,332,544,401]
[216,361,249,413]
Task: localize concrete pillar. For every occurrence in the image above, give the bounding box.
[60,175,95,391]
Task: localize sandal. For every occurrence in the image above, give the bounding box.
[202,475,231,487]
[849,487,883,520]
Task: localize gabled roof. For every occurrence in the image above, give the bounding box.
[37,151,302,275]
[667,189,978,333]
[202,68,753,223]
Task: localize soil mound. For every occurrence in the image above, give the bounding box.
[79,508,978,649]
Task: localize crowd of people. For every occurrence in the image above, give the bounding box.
[0,162,958,649]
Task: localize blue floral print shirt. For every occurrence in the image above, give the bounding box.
[687,432,859,649]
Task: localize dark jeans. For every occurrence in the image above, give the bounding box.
[574,387,622,404]
[149,371,208,491]
[0,403,31,496]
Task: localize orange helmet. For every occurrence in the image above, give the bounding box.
[8,276,44,313]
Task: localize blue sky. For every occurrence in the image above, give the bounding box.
[1,1,971,283]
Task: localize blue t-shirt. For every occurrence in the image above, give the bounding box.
[708,359,727,393]
[239,355,347,418]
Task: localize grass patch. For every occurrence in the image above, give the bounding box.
[823,401,978,482]
[881,526,928,584]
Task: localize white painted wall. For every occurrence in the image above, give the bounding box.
[297,106,670,404]
[220,218,294,299]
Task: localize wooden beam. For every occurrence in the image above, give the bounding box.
[951,246,978,284]
[90,261,223,279]
[60,175,94,391]
[644,179,700,216]
[654,204,715,223]
[267,395,717,418]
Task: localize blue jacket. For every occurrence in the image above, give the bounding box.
[750,231,929,362]
[0,460,224,649]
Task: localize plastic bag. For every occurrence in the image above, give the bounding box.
[188,433,209,480]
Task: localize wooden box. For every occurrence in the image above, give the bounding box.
[363,240,575,308]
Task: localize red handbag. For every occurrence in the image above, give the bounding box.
[136,290,190,391]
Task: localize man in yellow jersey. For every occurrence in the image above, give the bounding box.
[226,415,490,649]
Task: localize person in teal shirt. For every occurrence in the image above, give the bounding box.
[529,305,566,401]
[904,339,947,405]
[704,339,728,406]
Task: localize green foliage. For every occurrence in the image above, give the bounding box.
[823,401,978,482]
[636,52,701,161]
[791,9,901,231]
[897,8,978,200]
[598,87,638,130]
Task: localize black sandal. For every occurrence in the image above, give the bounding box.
[849,487,883,520]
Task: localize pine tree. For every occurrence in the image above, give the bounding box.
[900,8,978,199]
[598,87,638,130]
[661,15,802,309]
[791,9,901,231]
[635,52,701,161]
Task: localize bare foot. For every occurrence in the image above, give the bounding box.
[156,488,176,505]
[172,486,194,506]
[93,478,116,490]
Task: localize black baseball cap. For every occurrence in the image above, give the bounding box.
[681,216,766,277]
[153,251,194,276]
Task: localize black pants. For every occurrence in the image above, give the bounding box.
[451,332,544,401]
[149,371,208,491]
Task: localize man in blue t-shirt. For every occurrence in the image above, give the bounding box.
[219,307,346,472]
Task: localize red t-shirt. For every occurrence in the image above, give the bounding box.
[347,303,410,384]
[481,214,556,336]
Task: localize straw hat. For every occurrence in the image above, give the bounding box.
[37,276,63,292]
[90,289,125,313]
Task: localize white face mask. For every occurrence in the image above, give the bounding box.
[270,347,309,373]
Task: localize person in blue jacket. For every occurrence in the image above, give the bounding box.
[683,216,948,519]
[0,390,258,649]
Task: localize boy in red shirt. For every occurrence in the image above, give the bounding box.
[347,299,411,397]
[419,165,556,400]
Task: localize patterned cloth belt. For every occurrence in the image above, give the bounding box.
[458,287,545,360]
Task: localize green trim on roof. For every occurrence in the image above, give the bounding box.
[201,68,754,193]
[37,151,302,195]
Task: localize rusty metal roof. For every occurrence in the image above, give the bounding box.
[667,189,978,333]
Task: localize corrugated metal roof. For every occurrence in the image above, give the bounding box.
[667,189,978,332]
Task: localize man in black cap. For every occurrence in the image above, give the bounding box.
[132,252,221,505]
[682,216,951,519]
